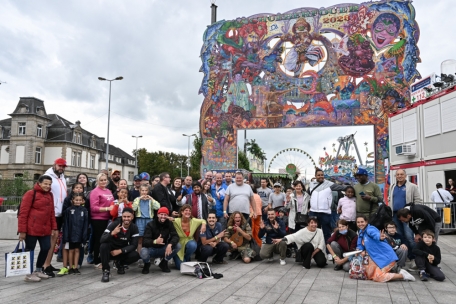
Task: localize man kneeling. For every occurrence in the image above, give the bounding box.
[140,207,180,273]
[259,209,287,265]
[100,208,140,282]
[197,211,229,264]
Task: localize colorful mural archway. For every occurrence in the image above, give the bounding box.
[198,0,421,184]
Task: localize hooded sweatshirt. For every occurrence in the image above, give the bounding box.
[44,167,67,217]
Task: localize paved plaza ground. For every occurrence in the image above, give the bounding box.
[1,235,455,304]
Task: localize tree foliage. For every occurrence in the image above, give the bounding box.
[245,139,266,161]
[238,149,250,171]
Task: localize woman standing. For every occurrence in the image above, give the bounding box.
[287,180,310,233]
[202,180,215,211]
[173,204,206,270]
[447,178,456,202]
[75,173,93,199]
[18,175,57,282]
[356,215,415,282]
[171,177,183,205]
[90,173,114,268]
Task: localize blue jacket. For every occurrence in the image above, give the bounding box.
[258,218,286,244]
[357,224,397,269]
[211,183,227,218]
[63,205,88,244]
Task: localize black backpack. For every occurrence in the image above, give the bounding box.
[368,203,392,230]
[17,190,36,218]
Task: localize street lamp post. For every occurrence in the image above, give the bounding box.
[98,76,123,171]
[182,133,197,176]
[132,135,142,173]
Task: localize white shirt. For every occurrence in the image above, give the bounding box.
[430,189,453,203]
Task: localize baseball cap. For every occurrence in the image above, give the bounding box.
[111,169,121,176]
[134,175,141,181]
[273,182,282,187]
[139,172,150,181]
[355,168,368,176]
[54,158,67,167]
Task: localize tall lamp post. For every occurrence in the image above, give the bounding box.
[98,76,123,171]
[182,133,197,176]
[132,135,142,173]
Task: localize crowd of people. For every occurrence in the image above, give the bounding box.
[17,159,447,284]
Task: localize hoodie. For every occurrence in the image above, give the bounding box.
[44,167,67,217]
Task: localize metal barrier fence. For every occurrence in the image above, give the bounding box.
[420,202,456,232]
[0,196,21,212]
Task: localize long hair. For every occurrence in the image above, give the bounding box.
[178,204,193,219]
[227,211,246,228]
[76,173,90,189]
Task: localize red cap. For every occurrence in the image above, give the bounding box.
[157,207,169,215]
[54,158,67,167]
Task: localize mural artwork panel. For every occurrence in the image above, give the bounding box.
[199,0,420,184]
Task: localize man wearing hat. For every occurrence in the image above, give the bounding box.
[181,181,214,220]
[129,174,143,201]
[42,158,68,277]
[107,169,121,195]
[268,182,286,212]
[140,207,180,274]
[353,167,383,219]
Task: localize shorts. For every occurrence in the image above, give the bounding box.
[136,218,152,236]
[55,217,63,231]
[68,242,81,250]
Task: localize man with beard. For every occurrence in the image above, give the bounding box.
[152,172,178,217]
[129,175,142,201]
[223,172,233,186]
[100,208,140,282]
[181,182,214,220]
[211,173,228,229]
[182,176,193,196]
[42,158,68,277]
[223,172,258,221]
[107,170,121,195]
[259,209,287,265]
[197,211,228,264]
[140,207,180,274]
[353,168,382,218]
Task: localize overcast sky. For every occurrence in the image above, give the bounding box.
[1,0,454,175]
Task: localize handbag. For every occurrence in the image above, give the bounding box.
[295,230,318,263]
[5,241,34,277]
[294,201,308,226]
[180,261,213,279]
[348,255,367,280]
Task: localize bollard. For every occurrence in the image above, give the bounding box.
[443,207,451,224]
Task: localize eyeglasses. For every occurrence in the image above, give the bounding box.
[386,226,396,229]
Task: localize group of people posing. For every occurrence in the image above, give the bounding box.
[17,159,446,284]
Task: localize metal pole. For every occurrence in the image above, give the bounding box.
[211,3,217,24]
[105,81,112,171]
[180,161,183,177]
[135,137,138,170]
[244,130,247,154]
[187,136,190,176]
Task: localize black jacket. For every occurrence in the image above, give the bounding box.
[152,183,177,212]
[100,219,139,254]
[406,203,441,234]
[413,240,441,266]
[142,218,179,249]
[185,193,210,220]
[258,218,286,244]
[63,205,88,244]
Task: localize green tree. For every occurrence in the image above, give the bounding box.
[136,149,188,178]
[245,139,266,161]
[238,149,250,171]
[189,135,203,179]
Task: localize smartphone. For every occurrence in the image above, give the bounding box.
[359,191,366,196]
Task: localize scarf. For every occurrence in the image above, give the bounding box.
[191,193,200,218]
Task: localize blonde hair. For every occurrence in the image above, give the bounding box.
[96,173,107,185]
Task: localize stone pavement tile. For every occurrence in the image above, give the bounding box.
[258,292,282,304]
[416,295,439,304]
[389,290,415,303]
[302,290,339,304]
[356,295,393,304]
[432,291,456,304]
[171,290,218,304]
[234,283,269,298]
[339,288,357,301]
[221,295,260,304]
[288,287,310,297]
[85,296,127,304]
[282,294,305,304]
[357,286,391,298]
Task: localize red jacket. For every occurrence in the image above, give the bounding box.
[18,183,57,236]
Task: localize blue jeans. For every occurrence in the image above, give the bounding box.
[173,240,197,270]
[140,243,181,263]
[309,212,332,252]
[331,210,340,230]
[393,212,415,259]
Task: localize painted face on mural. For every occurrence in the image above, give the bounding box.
[372,13,400,48]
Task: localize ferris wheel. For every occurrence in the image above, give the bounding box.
[267,148,317,180]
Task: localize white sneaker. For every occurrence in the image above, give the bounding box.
[400,269,416,281]
[34,271,49,279]
[280,259,286,266]
[327,254,333,261]
[24,273,41,282]
[154,258,162,266]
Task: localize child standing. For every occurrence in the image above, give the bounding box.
[337,186,357,232]
[133,185,160,262]
[60,193,88,275]
[412,229,445,281]
[110,188,133,221]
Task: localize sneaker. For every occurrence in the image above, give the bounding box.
[24,274,41,282]
[327,254,333,261]
[42,267,55,278]
[400,269,416,282]
[408,260,418,271]
[116,261,125,275]
[94,263,102,269]
[154,258,162,266]
[159,259,171,273]
[334,264,343,271]
[212,259,228,265]
[138,259,144,268]
[73,268,81,275]
[57,267,69,277]
[101,270,110,283]
[34,271,49,279]
[68,268,75,275]
[280,259,286,266]
[142,262,151,274]
[268,257,274,262]
[420,271,429,281]
[48,264,60,272]
[87,253,94,264]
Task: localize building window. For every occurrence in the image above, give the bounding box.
[71,152,76,166]
[73,132,82,144]
[128,159,135,165]
[91,138,96,148]
[37,124,42,137]
[72,151,82,167]
[128,171,134,181]
[108,154,114,161]
[18,122,26,135]
[90,154,95,169]
[35,147,42,164]
[77,152,81,167]
[14,173,24,178]
[116,157,121,163]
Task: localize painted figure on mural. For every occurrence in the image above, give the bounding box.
[338,35,375,77]
[282,18,325,77]
[222,73,251,113]
[259,86,294,116]
[371,13,401,49]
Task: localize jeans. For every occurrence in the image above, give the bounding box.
[99,243,140,271]
[140,243,181,263]
[330,211,340,231]
[395,247,408,267]
[198,242,230,262]
[392,212,415,259]
[309,212,332,251]
[173,240,197,270]
[415,255,445,281]
[25,235,51,270]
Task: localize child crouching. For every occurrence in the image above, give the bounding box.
[412,229,445,281]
